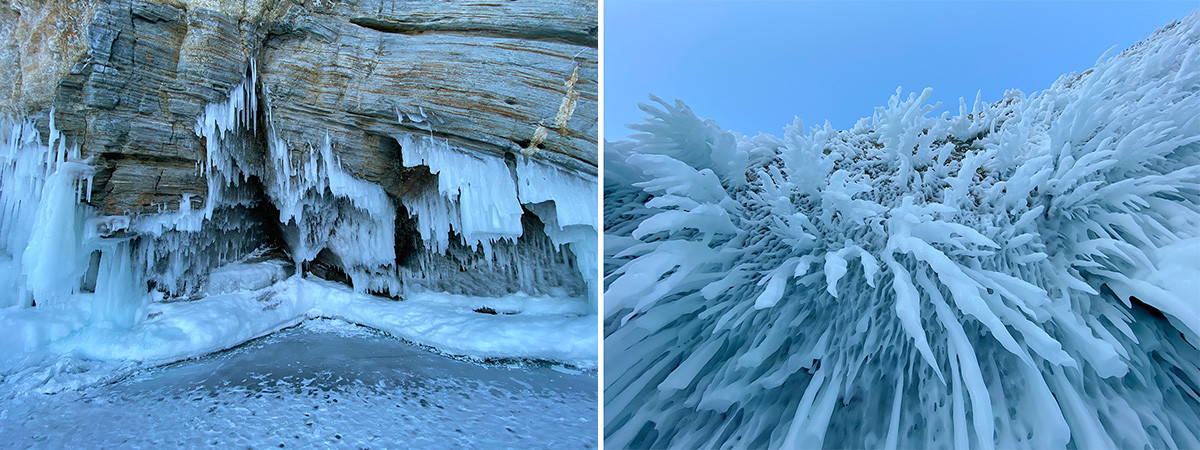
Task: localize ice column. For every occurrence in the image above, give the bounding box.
[91,239,146,327]
[0,113,96,308]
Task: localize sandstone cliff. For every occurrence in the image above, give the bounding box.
[2,0,596,213]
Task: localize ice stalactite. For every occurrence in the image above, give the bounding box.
[91,239,144,328]
[517,155,600,309]
[190,63,401,296]
[0,113,93,309]
[395,131,598,304]
[604,13,1200,450]
[138,206,272,296]
[396,132,524,260]
[271,135,399,296]
[0,112,148,329]
[184,61,596,302]
[395,209,585,299]
[111,62,281,298]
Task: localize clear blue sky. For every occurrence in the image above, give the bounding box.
[604,1,1199,140]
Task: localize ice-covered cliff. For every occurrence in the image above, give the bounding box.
[604,12,1199,449]
[0,0,598,382]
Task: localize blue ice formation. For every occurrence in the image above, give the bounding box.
[604,13,1200,449]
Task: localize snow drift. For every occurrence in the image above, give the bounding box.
[604,13,1200,449]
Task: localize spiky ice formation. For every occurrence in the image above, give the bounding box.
[188,63,401,296]
[0,114,94,308]
[604,13,1200,449]
[185,61,597,301]
[384,123,595,299]
[0,112,148,327]
[398,131,599,305]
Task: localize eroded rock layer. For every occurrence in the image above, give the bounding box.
[0,0,597,300]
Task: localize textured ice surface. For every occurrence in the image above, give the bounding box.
[604,13,1200,449]
[0,320,596,448]
[0,264,596,448]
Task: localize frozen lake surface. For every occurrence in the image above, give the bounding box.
[0,319,597,448]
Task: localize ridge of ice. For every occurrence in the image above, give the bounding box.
[604,12,1200,449]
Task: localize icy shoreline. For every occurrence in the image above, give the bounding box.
[0,266,597,394]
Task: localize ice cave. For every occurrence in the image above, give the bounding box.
[0,0,598,446]
[604,12,1200,450]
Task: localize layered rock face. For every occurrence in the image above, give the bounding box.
[0,0,597,300]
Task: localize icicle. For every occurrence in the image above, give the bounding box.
[0,111,96,309]
[91,239,145,327]
[395,132,523,253]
